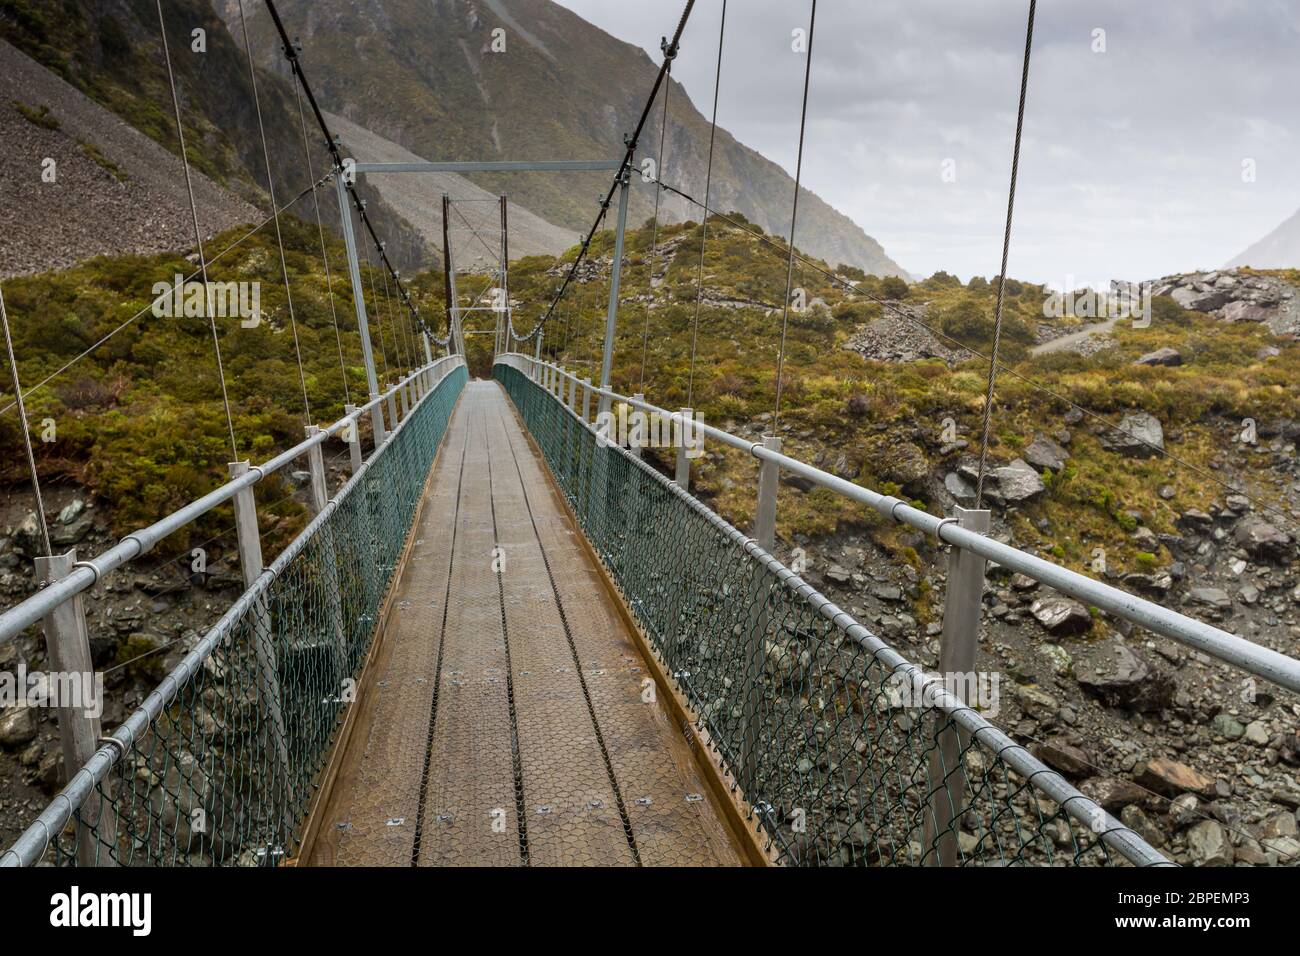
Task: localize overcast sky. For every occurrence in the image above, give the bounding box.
[553,0,1300,285]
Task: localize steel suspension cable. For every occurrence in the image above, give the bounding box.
[0,174,329,421]
[395,265,417,363]
[379,260,410,372]
[400,280,419,366]
[512,0,696,345]
[687,0,727,408]
[238,0,311,424]
[773,0,817,428]
[639,56,673,391]
[262,0,429,345]
[155,0,238,460]
[359,222,392,383]
[292,77,350,405]
[0,285,51,557]
[450,201,502,266]
[975,0,1037,510]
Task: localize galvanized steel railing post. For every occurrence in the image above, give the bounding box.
[399,380,410,420]
[740,435,782,798]
[228,460,266,589]
[227,460,292,839]
[34,548,116,866]
[386,384,399,429]
[753,435,781,551]
[675,408,692,489]
[304,426,328,515]
[924,505,991,866]
[343,404,363,474]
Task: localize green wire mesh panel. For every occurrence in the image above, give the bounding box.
[33,365,466,867]
[495,363,1154,867]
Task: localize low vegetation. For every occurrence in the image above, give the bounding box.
[447,212,1300,582]
[4,203,1296,584]
[1,214,434,552]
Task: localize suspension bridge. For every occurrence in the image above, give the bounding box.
[1,0,1299,869]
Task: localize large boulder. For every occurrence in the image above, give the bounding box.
[1029,596,1092,635]
[1234,517,1294,564]
[1133,347,1182,367]
[1171,288,1229,312]
[10,512,44,559]
[1220,301,1272,323]
[1186,820,1234,866]
[1101,412,1164,458]
[951,458,1043,507]
[1023,435,1069,472]
[944,471,975,505]
[1073,639,1174,713]
[1080,776,1148,811]
[0,707,38,747]
[1135,757,1216,797]
[1029,737,1091,777]
[879,441,930,490]
[1177,508,1214,533]
[993,458,1045,503]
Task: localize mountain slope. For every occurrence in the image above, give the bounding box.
[324,109,576,265]
[0,39,259,279]
[0,0,430,269]
[226,0,907,277]
[1227,207,1300,269]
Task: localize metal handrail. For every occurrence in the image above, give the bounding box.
[0,356,464,646]
[1,359,467,867]
[494,356,1171,867]
[500,352,1300,696]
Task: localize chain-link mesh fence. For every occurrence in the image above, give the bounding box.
[495,361,1169,867]
[2,364,466,867]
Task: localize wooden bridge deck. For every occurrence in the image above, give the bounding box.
[304,381,745,867]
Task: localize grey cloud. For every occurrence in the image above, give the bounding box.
[554,0,1300,283]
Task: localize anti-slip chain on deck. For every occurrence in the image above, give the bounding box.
[309,382,742,866]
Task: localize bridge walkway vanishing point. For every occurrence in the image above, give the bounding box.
[304,381,746,866]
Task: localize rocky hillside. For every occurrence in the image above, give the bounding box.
[0,0,429,268]
[1153,268,1300,337]
[0,40,259,279]
[225,0,907,278]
